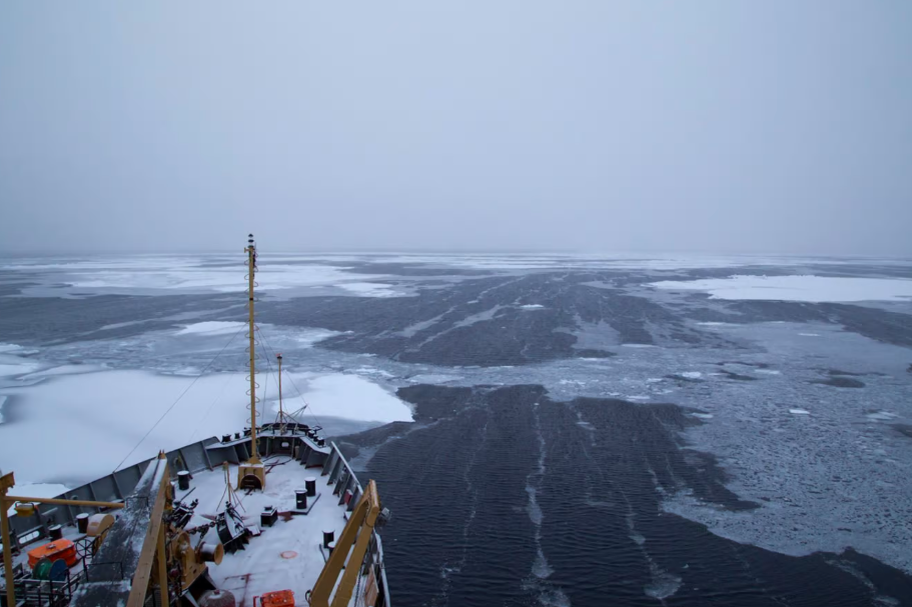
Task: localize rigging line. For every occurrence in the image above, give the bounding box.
[254,326,324,428]
[112,326,246,473]
[283,369,324,429]
[188,372,235,442]
[253,328,278,420]
[254,326,317,416]
[260,355,269,417]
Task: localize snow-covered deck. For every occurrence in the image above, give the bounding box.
[178,457,350,605]
[3,435,390,607]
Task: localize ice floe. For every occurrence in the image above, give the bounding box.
[175,321,247,336]
[0,367,411,484]
[652,275,912,303]
[5,256,401,297]
[288,372,413,424]
[866,411,898,421]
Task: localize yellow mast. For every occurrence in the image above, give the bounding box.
[247,235,259,464]
[277,353,285,431]
[238,233,265,489]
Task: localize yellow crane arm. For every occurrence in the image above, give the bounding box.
[309,480,381,607]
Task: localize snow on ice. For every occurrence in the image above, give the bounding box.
[0,367,412,485]
[651,275,912,303]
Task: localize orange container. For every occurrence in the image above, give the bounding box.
[27,539,78,568]
[255,590,295,607]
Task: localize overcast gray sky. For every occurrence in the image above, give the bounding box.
[1,1,910,255]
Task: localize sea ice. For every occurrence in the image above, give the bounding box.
[175,321,247,336]
[651,275,912,303]
[0,351,42,378]
[286,372,413,424]
[0,368,412,484]
[6,255,400,297]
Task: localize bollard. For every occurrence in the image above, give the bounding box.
[76,513,90,534]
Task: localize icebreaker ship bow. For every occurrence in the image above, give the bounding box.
[0,235,392,607]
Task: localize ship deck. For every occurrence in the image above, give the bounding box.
[3,434,388,607]
[178,457,349,605]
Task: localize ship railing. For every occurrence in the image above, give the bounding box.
[9,569,85,607]
[5,436,221,542]
[323,442,392,607]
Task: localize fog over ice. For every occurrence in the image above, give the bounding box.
[1,1,911,256]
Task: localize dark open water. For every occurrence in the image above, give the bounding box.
[343,384,912,606]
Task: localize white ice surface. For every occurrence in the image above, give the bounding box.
[337,282,400,297]
[867,411,898,421]
[0,368,411,484]
[4,256,399,297]
[0,354,41,378]
[286,372,413,424]
[18,364,107,379]
[360,253,912,271]
[176,321,248,336]
[652,275,912,302]
[0,343,33,353]
[405,373,463,384]
[0,363,39,378]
